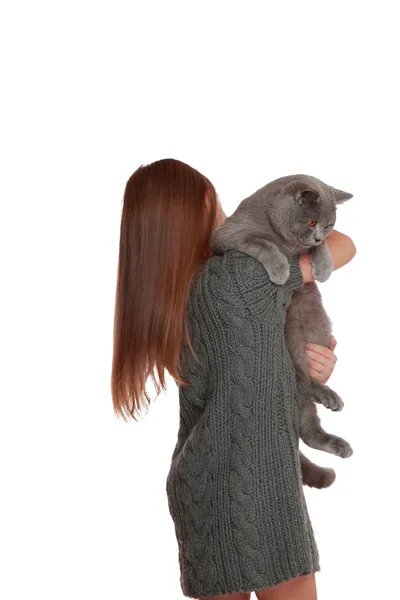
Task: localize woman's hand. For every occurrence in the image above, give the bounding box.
[306,335,338,384]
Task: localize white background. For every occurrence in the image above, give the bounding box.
[1,1,399,599]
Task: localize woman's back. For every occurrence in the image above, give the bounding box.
[166,248,319,598]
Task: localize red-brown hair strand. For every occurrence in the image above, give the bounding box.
[111,158,218,421]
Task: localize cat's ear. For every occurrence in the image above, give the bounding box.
[285,181,320,204]
[332,187,353,204]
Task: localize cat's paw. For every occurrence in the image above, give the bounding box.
[302,466,336,489]
[318,467,336,488]
[328,436,353,459]
[309,242,333,283]
[264,257,290,285]
[311,260,333,283]
[318,388,344,412]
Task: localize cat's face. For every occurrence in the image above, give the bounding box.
[290,187,337,249]
[268,175,353,252]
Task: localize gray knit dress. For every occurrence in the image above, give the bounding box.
[166,249,320,599]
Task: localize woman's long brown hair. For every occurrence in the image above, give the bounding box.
[111,158,218,421]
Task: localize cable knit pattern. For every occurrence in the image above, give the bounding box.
[166,249,319,598]
[209,257,266,589]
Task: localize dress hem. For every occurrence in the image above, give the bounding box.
[182,563,321,599]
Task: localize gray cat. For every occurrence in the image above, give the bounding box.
[210,174,354,489]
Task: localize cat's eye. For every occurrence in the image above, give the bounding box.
[324,223,334,230]
[307,219,317,227]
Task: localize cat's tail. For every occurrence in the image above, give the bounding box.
[299,450,336,489]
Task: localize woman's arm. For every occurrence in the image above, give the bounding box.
[299,230,357,283]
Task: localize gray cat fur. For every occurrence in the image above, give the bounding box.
[210,174,354,489]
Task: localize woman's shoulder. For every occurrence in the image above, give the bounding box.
[199,249,304,321]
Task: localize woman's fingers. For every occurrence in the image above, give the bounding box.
[306,342,337,361]
[308,358,325,373]
[306,348,334,367]
[309,367,325,382]
[309,364,330,383]
[306,341,338,383]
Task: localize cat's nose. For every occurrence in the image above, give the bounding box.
[314,238,322,243]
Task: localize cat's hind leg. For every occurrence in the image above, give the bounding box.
[300,399,353,458]
[299,451,336,489]
[311,380,344,412]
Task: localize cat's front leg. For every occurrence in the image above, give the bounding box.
[240,237,290,285]
[308,241,333,283]
[210,223,289,284]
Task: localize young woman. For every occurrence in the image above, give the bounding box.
[111,158,356,600]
